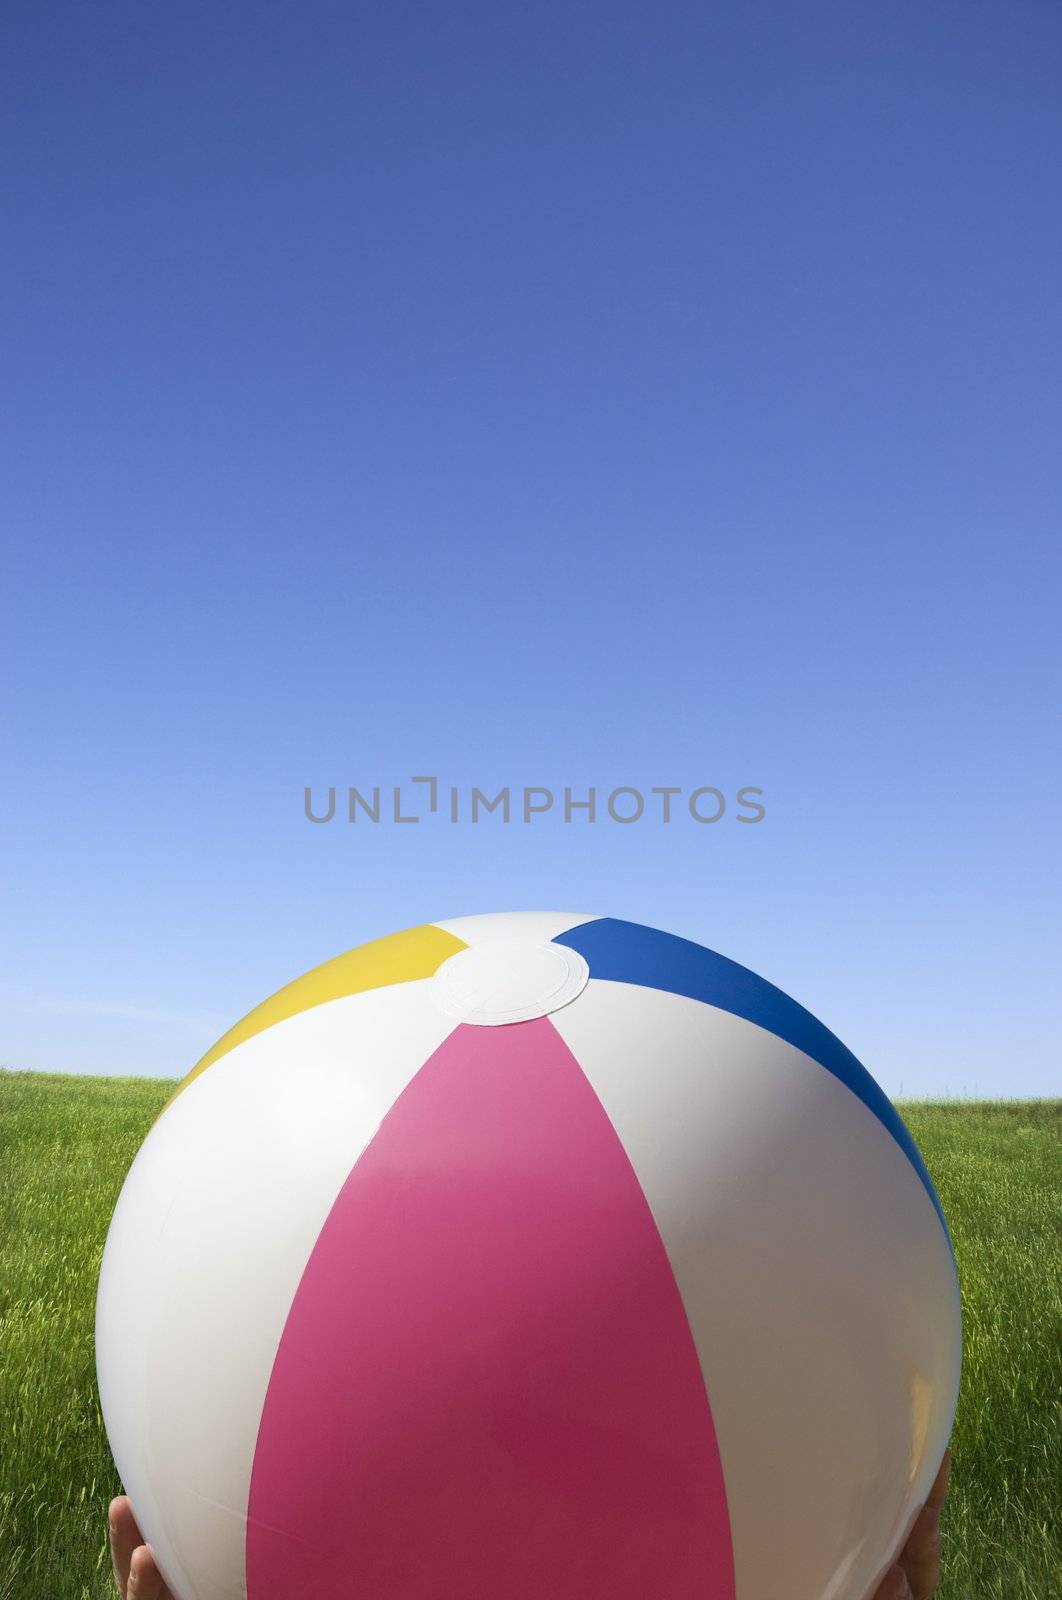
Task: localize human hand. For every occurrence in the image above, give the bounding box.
[109,1495,176,1600]
[873,1450,952,1600]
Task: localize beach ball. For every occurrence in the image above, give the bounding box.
[96,912,961,1600]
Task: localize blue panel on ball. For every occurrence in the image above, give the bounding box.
[553,917,951,1243]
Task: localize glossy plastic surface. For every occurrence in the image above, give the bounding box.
[96,911,961,1600]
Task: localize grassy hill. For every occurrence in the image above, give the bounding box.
[0,1071,1058,1599]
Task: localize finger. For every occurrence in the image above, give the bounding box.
[127,1545,165,1600]
[897,1448,950,1600]
[925,1448,952,1512]
[874,1566,913,1599]
[900,1503,943,1600]
[109,1497,142,1597]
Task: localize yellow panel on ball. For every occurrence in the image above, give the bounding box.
[162,922,466,1111]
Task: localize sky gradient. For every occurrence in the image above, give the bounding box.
[2,1,1059,1095]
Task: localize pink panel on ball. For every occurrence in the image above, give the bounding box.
[245,1017,734,1600]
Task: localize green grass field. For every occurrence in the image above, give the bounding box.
[1,1070,1059,1600]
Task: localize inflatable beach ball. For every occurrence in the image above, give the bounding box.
[96,912,961,1600]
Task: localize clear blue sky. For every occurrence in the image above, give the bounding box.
[2,2,1059,1095]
